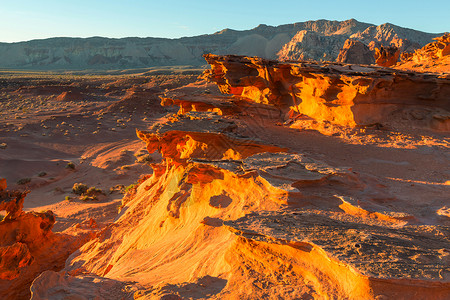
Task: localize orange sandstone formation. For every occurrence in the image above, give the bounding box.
[0,179,96,299]
[203,53,450,131]
[397,33,450,73]
[16,51,450,299]
[30,113,449,298]
[374,45,400,67]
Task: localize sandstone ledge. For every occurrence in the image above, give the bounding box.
[203,54,450,131]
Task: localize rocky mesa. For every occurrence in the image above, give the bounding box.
[0,19,444,70]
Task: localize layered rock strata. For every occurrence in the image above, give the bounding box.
[0,19,443,69]
[24,50,450,299]
[203,54,450,131]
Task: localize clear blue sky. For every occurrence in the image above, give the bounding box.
[0,0,448,43]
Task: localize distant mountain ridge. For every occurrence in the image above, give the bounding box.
[0,19,445,70]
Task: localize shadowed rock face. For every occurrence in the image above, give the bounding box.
[203,53,450,131]
[337,39,375,65]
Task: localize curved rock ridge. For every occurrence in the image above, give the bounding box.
[28,102,450,299]
[203,54,450,131]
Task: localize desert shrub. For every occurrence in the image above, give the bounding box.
[136,154,153,163]
[109,184,125,194]
[38,171,47,177]
[86,187,104,196]
[81,195,92,201]
[17,178,31,185]
[124,183,137,193]
[72,183,88,195]
[66,162,76,170]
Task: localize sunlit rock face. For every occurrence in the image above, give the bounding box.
[30,109,450,299]
[0,19,443,70]
[374,45,400,67]
[0,180,95,299]
[203,53,450,131]
[398,33,450,73]
[27,46,449,299]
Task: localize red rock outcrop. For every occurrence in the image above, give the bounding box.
[30,107,449,299]
[20,53,449,299]
[374,45,400,67]
[0,179,95,299]
[336,39,375,65]
[203,54,450,131]
[397,33,450,73]
[55,90,85,102]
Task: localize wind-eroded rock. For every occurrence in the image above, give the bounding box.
[402,33,450,61]
[29,108,450,299]
[374,45,400,67]
[0,179,95,299]
[0,185,26,220]
[22,48,449,298]
[203,54,450,131]
[136,112,286,163]
[397,33,450,73]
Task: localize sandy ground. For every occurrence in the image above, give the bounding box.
[0,71,195,231]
